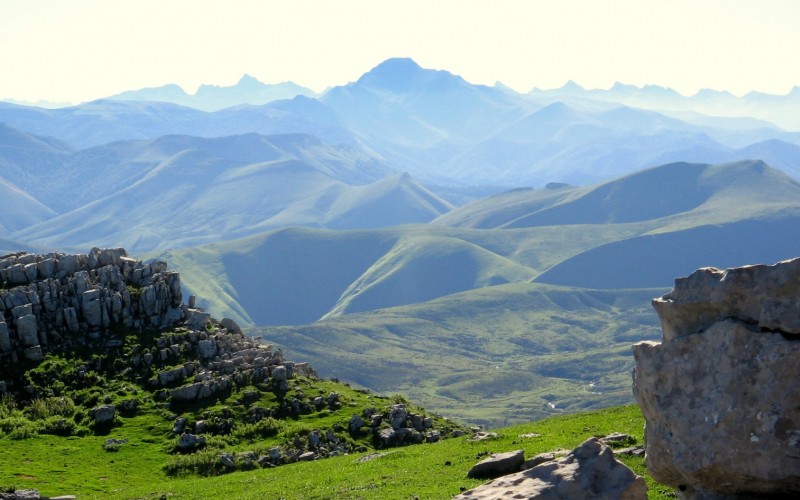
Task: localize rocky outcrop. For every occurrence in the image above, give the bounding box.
[0,248,183,367]
[633,258,800,499]
[455,438,646,499]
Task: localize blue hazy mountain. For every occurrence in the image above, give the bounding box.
[107,74,317,111]
[7,130,450,252]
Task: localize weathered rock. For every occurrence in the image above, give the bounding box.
[89,405,116,424]
[652,257,800,341]
[298,451,316,461]
[15,314,38,347]
[23,346,43,362]
[177,433,206,451]
[220,453,235,468]
[349,415,365,433]
[467,449,525,479]
[220,317,241,334]
[185,309,210,331]
[633,258,800,499]
[0,321,10,352]
[456,438,647,499]
[272,365,287,381]
[197,339,217,359]
[389,404,407,430]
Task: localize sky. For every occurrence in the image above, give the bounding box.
[1,0,799,103]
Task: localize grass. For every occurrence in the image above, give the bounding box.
[0,404,675,499]
[255,282,665,427]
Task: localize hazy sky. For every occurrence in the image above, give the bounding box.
[2,0,799,103]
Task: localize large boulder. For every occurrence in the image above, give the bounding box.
[633,257,800,498]
[456,438,646,499]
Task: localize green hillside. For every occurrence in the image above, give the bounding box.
[0,404,674,499]
[156,159,800,427]
[255,283,663,427]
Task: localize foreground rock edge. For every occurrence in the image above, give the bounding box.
[634,256,800,498]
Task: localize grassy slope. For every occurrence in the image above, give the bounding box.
[0,404,675,499]
[159,223,643,326]
[255,283,664,427]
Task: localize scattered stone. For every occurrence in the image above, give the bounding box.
[468,431,498,442]
[298,451,316,461]
[89,404,116,424]
[614,446,645,457]
[456,438,647,499]
[220,453,235,468]
[177,433,206,451]
[467,449,525,479]
[348,415,365,433]
[600,432,634,446]
[356,452,392,463]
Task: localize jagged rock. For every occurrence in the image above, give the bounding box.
[467,449,525,479]
[634,258,800,499]
[185,309,210,331]
[89,405,116,424]
[389,404,407,430]
[652,257,800,341]
[456,438,647,499]
[15,314,38,347]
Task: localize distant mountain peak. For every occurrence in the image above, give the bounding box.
[560,80,585,91]
[237,74,261,85]
[355,57,465,93]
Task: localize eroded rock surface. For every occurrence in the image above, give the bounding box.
[634,257,800,498]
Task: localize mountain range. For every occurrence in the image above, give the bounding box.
[107,74,317,111]
[2,57,800,424]
[2,58,800,190]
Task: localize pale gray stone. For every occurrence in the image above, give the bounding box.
[6,264,27,285]
[89,405,116,424]
[634,258,800,498]
[456,438,646,499]
[16,314,38,346]
[653,257,800,341]
[634,320,800,496]
[467,449,524,479]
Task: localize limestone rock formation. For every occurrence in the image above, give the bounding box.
[455,438,646,499]
[0,248,183,368]
[633,257,800,498]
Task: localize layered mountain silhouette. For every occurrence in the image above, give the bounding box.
[0,127,450,252]
[159,160,800,326]
[107,75,316,111]
[2,58,800,189]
